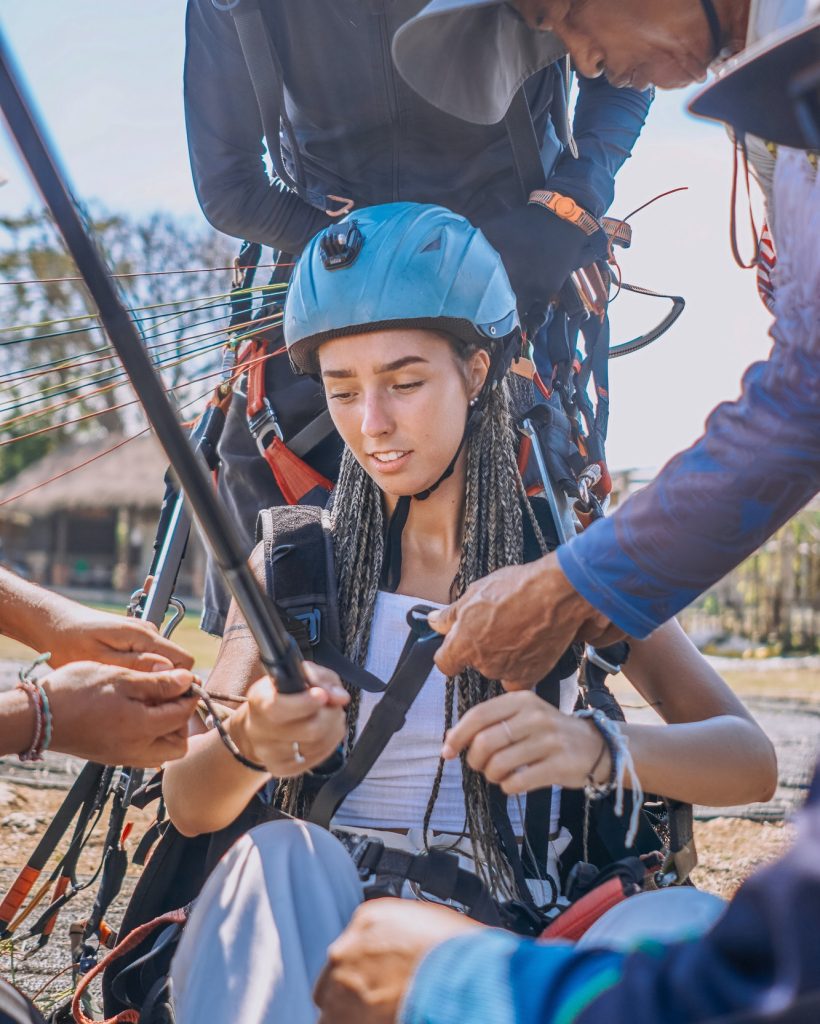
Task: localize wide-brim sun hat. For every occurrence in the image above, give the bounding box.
[391,0,566,124]
[689,0,820,148]
[284,202,520,375]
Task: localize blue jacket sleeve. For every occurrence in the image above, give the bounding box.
[545,75,653,218]
[558,150,820,637]
[402,763,820,1024]
[183,0,329,252]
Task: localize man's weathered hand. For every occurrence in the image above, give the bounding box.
[44,662,198,765]
[38,601,194,671]
[314,899,481,1024]
[428,551,622,687]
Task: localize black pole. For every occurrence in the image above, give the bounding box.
[0,31,305,693]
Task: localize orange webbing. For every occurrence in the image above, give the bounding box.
[0,865,40,932]
[262,438,333,505]
[539,876,627,943]
[71,906,188,1024]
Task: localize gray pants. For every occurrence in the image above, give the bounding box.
[170,820,362,1024]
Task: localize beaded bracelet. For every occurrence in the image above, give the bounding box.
[17,653,53,763]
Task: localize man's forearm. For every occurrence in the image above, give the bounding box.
[400,929,625,1024]
[559,351,820,636]
[0,689,36,758]
[546,75,652,218]
[0,568,60,651]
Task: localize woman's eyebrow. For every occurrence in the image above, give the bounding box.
[322,356,429,379]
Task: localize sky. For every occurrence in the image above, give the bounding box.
[0,2,774,473]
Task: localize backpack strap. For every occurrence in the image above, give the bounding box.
[227,0,352,216]
[504,86,547,200]
[257,506,384,693]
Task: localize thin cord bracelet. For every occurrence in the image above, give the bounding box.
[575,708,644,847]
[17,652,52,762]
[190,682,268,773]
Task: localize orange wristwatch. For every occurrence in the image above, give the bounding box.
[528,189,601,237]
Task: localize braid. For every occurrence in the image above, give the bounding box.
[421,375,541,899]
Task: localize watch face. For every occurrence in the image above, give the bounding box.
[554,196,579,219]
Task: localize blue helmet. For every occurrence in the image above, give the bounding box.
[284,202,520,374]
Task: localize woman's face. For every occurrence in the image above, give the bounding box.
[319,328,490,497]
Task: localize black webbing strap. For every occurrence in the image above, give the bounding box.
[286,409,335,460]
[0,761,107,936]
[335,833,503,927]
[504,87,546,201]
[229,0,327,210]
[308,624,442,829]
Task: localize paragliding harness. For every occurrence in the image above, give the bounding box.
[80,497,697,1024]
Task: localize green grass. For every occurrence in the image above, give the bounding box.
[0,604,221,670]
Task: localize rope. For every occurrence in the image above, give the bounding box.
[0,316,281,431]
[0,281,286,337]
[0,348,281,505]
[0,261,296,287]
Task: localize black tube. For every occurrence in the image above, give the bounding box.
[0,32,305,692]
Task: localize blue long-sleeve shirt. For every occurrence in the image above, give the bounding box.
[559,149,820,637]
[401,760,820,1024]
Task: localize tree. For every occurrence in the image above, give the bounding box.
[0,207,236,483]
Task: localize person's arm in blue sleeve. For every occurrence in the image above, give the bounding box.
[402,763,820,1024]
[558,150,820,637]
[183,0,329,252]
[547,75,653,218]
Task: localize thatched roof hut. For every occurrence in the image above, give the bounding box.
[0,432,205,596]
[0,432,167,517]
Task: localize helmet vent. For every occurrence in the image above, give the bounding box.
[419,233,443,253]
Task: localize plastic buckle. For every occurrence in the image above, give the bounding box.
[349,836,384,881]
[248,397,283,454]
[293,609,321,646]
[585,644,622,675]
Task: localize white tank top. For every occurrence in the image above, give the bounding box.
[333,591,578,838]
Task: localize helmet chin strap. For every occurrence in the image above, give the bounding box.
[697,0,724,60]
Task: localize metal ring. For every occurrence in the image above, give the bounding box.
[292,741,306,765]
[501,720,515,745]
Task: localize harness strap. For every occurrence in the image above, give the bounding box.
[229,0,332,212]
[308,619,442,829]
[0,761,107,937]
[504,86,546,200]
[334,832,504,928]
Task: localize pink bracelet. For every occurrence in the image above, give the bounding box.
[17,678,44,761]
[16,653,53,762]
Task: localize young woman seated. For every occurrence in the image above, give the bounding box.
[162,203,776,1024]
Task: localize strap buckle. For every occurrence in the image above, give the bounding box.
[337,833,385,881]
[585,645,622,675]
[293,609,321,647]
[247,397,283,454]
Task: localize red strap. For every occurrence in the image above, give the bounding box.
[71,906,188,1024]
[539,876,627,943]
[245,340,268,418]
[262,437,333,505]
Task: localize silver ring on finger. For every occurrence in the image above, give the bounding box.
[501,720,515,745]
[292,740,306,765]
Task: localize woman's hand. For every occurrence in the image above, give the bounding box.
[441,691,609,794]
[229,663,350,777]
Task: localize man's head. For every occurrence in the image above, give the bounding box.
[392,0,750,124]
[509,0,751,90]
